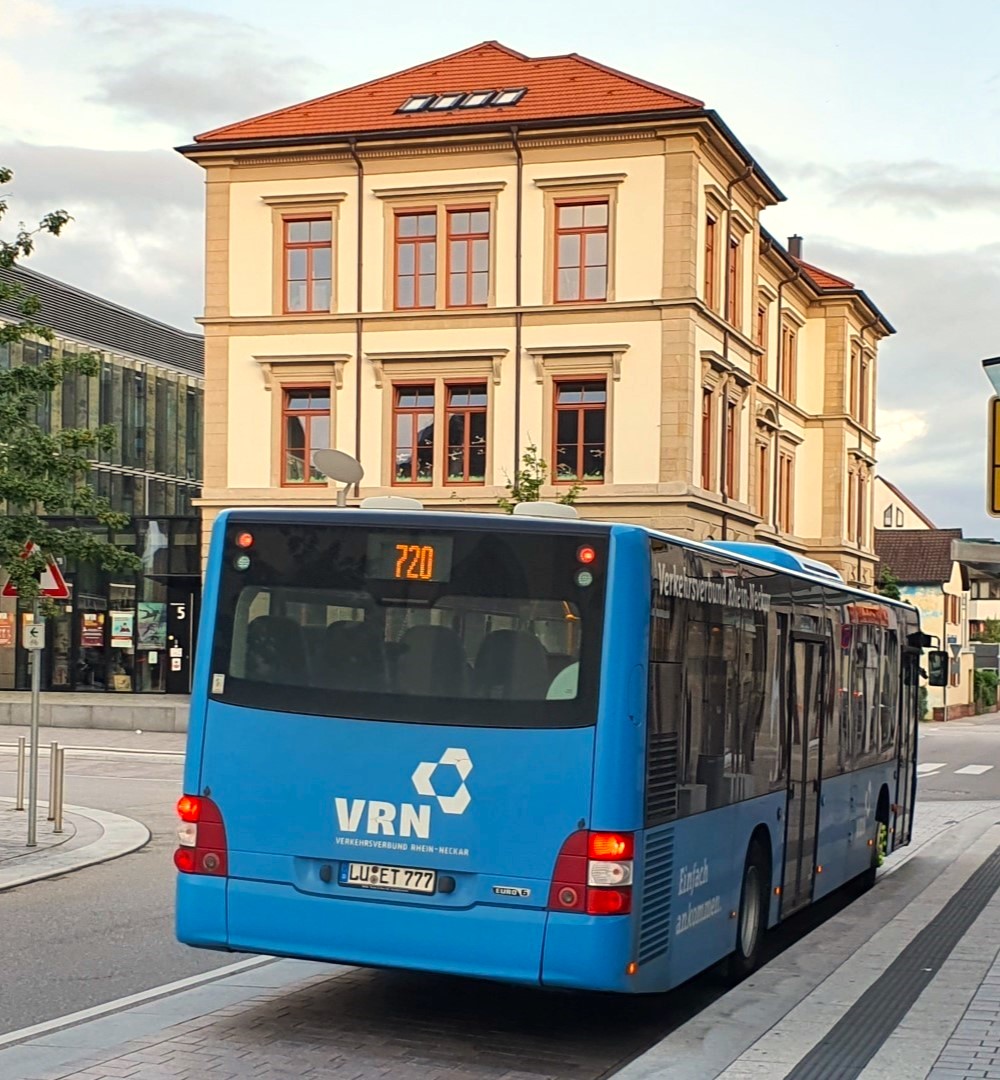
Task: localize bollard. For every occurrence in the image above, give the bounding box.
[15,736,26,811]
[47,741,58,821]
[53,746,64,834]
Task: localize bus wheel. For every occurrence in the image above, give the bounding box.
[860,798,889,891]
[728,841,768,981]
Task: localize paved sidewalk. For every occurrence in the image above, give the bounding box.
[0,730,156,890]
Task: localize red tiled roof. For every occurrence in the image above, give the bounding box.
[194,41,704,144]
[875,528,963,585]
[794,258,854,290]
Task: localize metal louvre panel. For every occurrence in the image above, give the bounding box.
[638,827,674,964]
[645,730,679,824]
[0,264,203,376]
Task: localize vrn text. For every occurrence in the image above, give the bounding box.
[335,798,430,839]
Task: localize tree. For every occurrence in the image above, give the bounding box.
[878,566,901,600]
[972,618,1000,644]
[497,443,583,513]
[0,165,140,602]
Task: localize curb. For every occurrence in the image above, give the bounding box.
[0,799,150,891]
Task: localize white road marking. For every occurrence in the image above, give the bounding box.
[955,765,995,775]
[0,956,272,1049]
[917,763,946,776]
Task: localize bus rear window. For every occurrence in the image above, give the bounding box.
[209,522,607,728]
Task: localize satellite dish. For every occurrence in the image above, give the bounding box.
[313,450,364,485]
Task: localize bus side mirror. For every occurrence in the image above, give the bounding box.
[927,650,949,687]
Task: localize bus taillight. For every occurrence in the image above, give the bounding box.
[548,830,634,916]
[173,794,228,877]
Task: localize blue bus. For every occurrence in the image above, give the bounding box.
[175,505,920,993]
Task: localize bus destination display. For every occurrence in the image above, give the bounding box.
[366,534,454,583]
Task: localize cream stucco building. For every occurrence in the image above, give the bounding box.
[179,41,892,586]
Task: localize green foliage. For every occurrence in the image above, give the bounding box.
[972,618,1000,644]
[497,443,583,513]
[975,669,999,711]
[877,566,901,600]
[0,166,140,601]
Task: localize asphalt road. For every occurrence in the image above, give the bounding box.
[0,745,241,1035]
[917,712,1000,800]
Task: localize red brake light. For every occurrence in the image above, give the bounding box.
[236,531,254,549]
[589,832,634,860]
[173,848,196,873]
[549,829,634,916]
[577,545,596,565]
[174,795,228,877]
[587,888,631,915]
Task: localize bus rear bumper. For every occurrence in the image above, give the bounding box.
[176,874,228,948]
[225,878,547,986]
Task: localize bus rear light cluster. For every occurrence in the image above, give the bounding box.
[174,795,228,877]
[548,831,634,916]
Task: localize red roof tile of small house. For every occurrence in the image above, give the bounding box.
[795,258,854,290]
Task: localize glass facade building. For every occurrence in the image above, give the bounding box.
[0,264,204,694]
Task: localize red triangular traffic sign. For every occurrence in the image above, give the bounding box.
[0,542,71,599]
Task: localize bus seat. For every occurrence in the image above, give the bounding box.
[396,625,469,696]
[320,620,387,692]
[245,616,309,685]
[473,629,551,700]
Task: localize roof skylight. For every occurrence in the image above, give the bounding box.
[493,88,526,107]
[397,89,528,114]
[459,91,496,108]
[399,94,435,113]
[429,92,466,110]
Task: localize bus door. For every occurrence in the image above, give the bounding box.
[782,633,828,915]
[894,652,920,846]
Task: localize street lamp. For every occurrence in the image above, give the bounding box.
[983,357,1000,396]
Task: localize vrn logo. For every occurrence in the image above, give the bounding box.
[334,748,473,839]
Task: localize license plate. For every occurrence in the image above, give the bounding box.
[339,861,437,894]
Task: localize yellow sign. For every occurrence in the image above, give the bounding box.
[990,397,1000,517]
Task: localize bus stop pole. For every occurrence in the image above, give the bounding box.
[26,598,41,847]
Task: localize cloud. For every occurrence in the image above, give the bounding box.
[808,239,1000,535]
[770,158,1000,217]
[85,6,326,135]
[877,408,929,457]
[1,142,203,329]
[0,0,61,39]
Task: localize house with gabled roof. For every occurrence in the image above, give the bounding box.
[875,527,973,718]
[178,41,891,586]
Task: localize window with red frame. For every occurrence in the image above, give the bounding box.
[395,212,437,309]
[445,384,488,483]
[282,388,330,484]
[555,202,608,303]
[777,451,794,532]
[754,302,768,380]
[780,323,797,401]
[725,400,737,496]
[727,233,742,326]
[393,385,435,484]
[553,380,606,482]
[704,215,717,309]
[284,219,332,313]
[448,210,490,307]
[756,441,770,517]
[701,388,714,490]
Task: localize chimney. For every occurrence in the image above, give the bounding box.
[788,235,803,260]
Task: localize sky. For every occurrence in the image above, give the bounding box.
[2,0,999,534]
